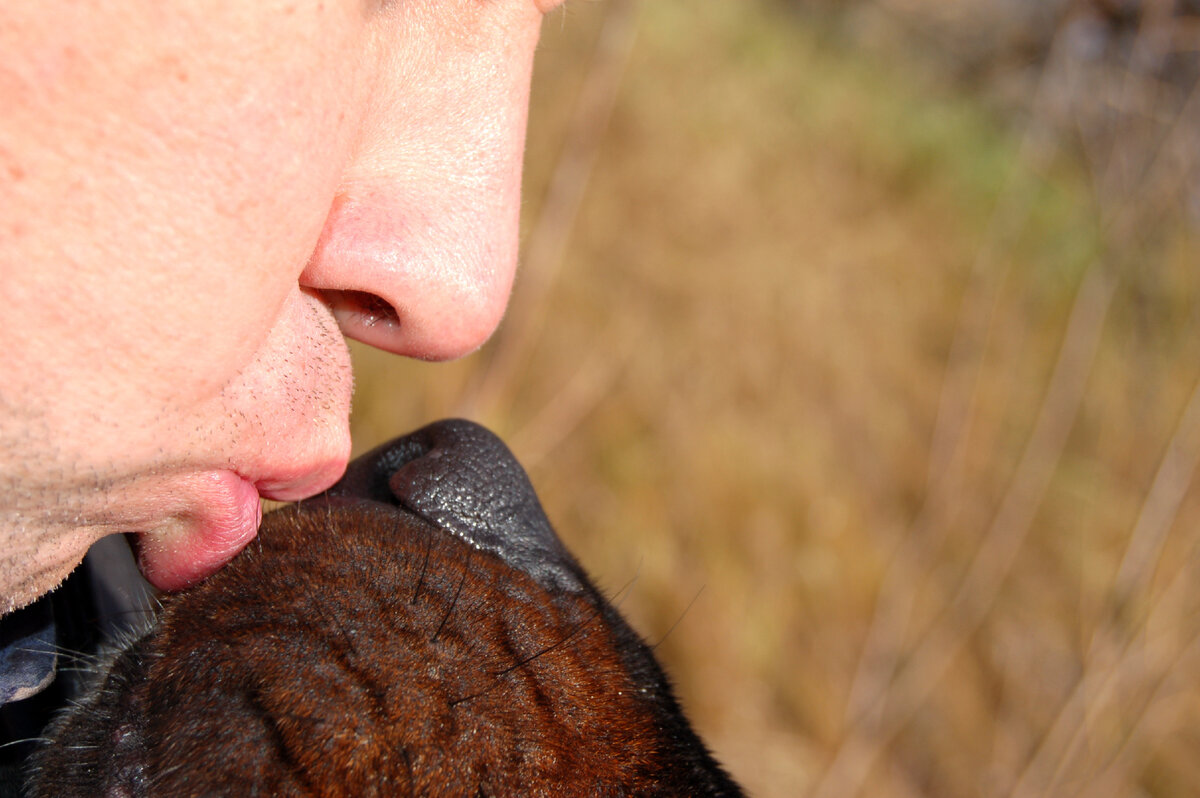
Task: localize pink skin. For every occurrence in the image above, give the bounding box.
[0,0,565,611]
[139,473,264,593]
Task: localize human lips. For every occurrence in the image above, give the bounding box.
[135,471,262,591]
[253,456,350,503]
[131,285,354,591]
[135,457,348,592]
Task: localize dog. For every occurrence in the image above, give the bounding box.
[26,420,742,796]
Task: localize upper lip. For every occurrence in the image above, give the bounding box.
[249,454,351,503]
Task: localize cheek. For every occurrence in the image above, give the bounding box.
[84,7,380,402]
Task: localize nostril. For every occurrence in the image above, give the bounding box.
[335,435,429,507]
[320,289,400,333]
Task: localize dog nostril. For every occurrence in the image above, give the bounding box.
[320,289,400,331]
[357,437,430,507]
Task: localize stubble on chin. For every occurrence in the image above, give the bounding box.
[0,423,127,612]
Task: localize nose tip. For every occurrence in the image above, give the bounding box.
[322,420,584,593]
[300,186,517,361]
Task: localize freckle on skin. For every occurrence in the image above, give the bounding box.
[7,164,24,181]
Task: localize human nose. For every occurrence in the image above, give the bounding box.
[299,6,542,362]
[300,173,521,361]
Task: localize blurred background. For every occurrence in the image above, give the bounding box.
[349,2,1200,796]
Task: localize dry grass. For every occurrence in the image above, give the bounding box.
[348,2,1200,796]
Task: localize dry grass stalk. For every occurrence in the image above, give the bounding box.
[815,263,1116,798]
[816,3,1200,795]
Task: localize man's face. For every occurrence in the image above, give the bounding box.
[0,0,561,611]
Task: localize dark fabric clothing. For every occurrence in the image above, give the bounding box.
[0,597,55,706]
[0,536,154,795]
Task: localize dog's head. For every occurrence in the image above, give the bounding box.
[29,420,741,796]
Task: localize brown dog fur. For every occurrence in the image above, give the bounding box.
[28,500,742,796]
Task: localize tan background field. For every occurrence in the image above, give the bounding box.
[348,2,1200,796]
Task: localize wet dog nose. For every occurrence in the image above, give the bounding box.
[322,420,584,593]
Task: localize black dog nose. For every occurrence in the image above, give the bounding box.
[321,419,584,593]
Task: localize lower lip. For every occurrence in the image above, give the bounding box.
[135,471,263,592]
[135,454,349,591]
